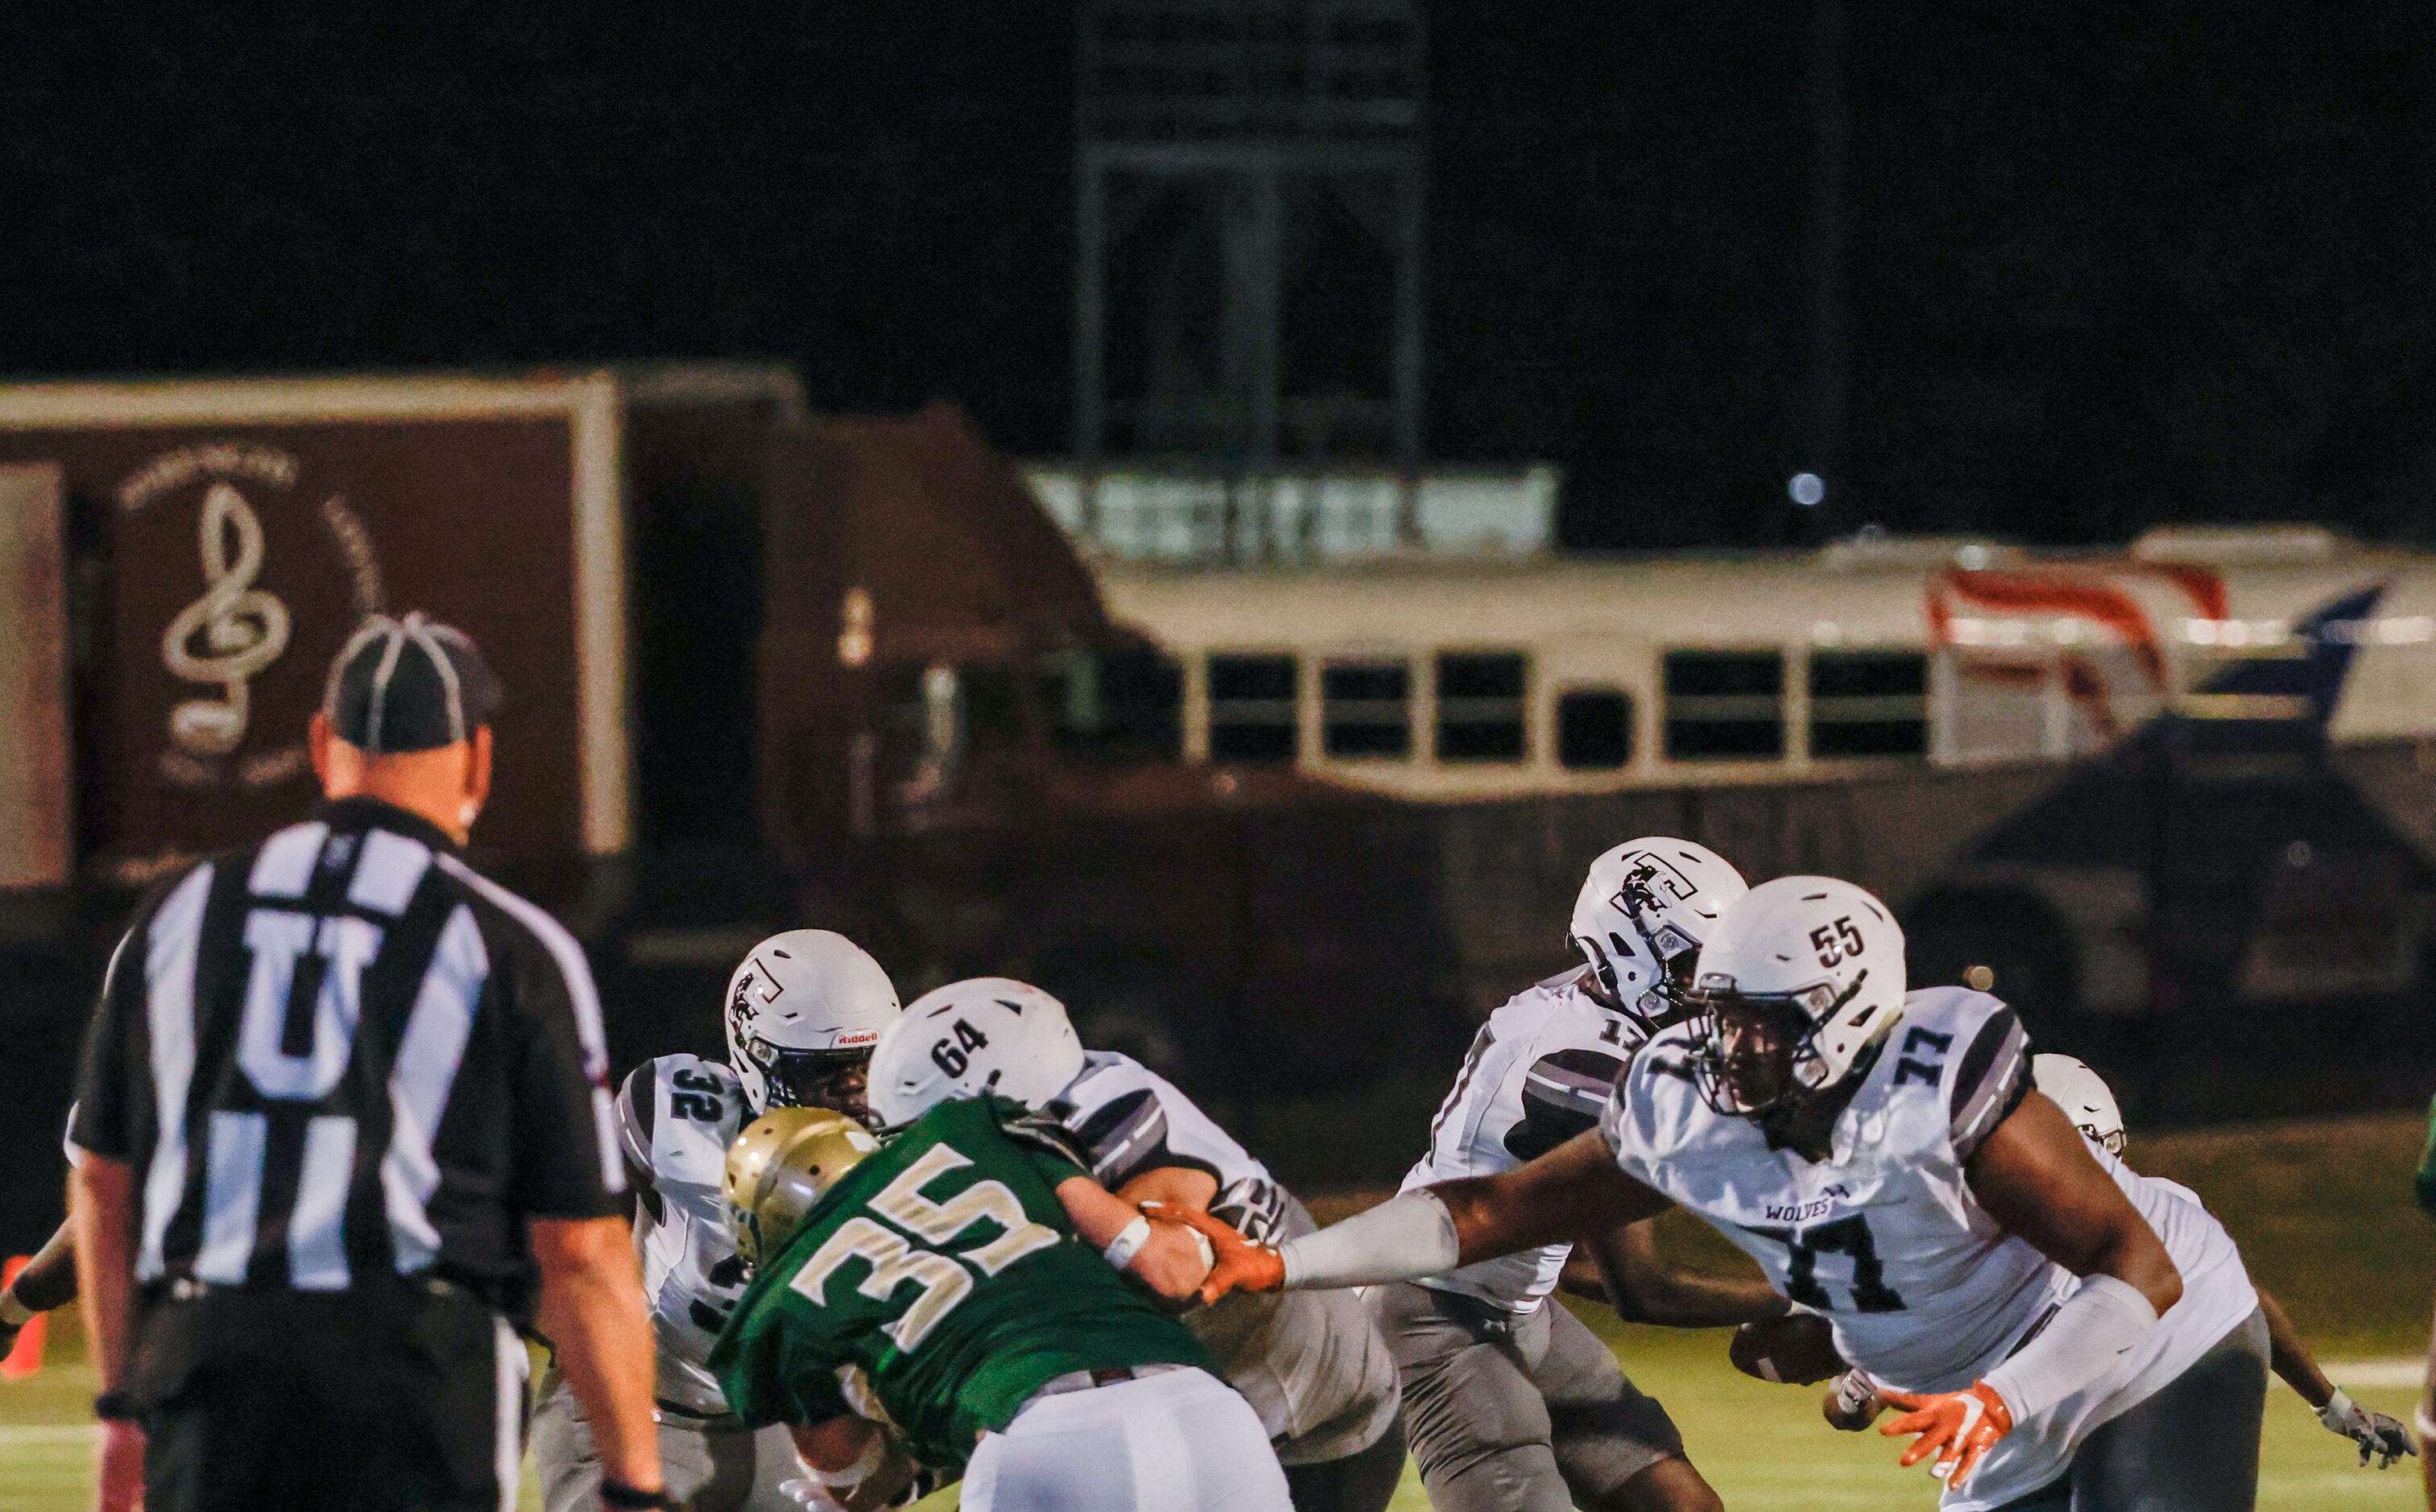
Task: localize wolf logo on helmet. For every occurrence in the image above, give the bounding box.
[1568,838,1749,1038]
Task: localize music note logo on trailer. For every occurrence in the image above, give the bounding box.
[118,443,387,793]
[162,481,292,758]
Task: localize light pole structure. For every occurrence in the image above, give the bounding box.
[1073,0,1427,551]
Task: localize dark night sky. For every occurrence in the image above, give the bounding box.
[6,2,2434,550]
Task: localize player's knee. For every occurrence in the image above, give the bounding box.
[1597,1454,1723,1512]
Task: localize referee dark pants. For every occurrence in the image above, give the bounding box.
[130,1276,528,1512]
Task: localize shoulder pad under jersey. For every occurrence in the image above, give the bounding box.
[1600,1020,1706,1163]
[993,1098,1096,1175]
[1048,1052,1181,1188]
[1884,987,2033,1163]
[618,1054,748,1192]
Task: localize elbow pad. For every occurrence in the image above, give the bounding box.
[1981,1274,2160,1423]
[1277,1189,1460,1290]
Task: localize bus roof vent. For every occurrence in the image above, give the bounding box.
[2129,524,2350,564]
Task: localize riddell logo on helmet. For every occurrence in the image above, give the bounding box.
[835,1030,881,1047]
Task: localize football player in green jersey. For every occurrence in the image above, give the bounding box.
[710,1089,1292,1511]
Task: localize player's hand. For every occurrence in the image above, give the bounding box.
[776,1479,846,1511]
[2317,1389,2415,1469]
[1880,1382,2013,1489]
[1822,1369,1884,1431]
[95,1419,145,1512]
[1141,1202,1283,1305]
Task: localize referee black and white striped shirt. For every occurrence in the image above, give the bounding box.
[70,795,625,1311]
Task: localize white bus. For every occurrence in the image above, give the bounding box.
[1085,525,2436,800]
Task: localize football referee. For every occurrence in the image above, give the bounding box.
[69,612,668,1512]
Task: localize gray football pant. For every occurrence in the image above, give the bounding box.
[1995,1308,2269,1512]
[1368,1281,1685,1512]
[530,1367,806,1512]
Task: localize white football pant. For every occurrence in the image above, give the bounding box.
[962,1365,1292,1512]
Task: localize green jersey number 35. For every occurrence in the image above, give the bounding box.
[791,1142,1062,1351]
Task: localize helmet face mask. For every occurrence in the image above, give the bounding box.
[722,930,901,1122]
[1678,876,1907,1139]
[743,1041,878,1122]
[1688,973,1867,1119]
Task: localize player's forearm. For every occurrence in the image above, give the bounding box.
[1590,1220,1788,1328]
[5,1217,78,1316]
[2255,1287,2332,1408]
[1615,1265,1788,1328]
[532,1216,664,1494]
[1968,1095,2182,1317]
[68,1158,139,1389]
[1057,1175,1214,1300]
[1437,1129,1671,1266]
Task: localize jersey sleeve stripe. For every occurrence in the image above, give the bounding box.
[1003,1109,1094,1175]
[433,853,623,1194]
[1071,1089,1168,1188]
[1950,1006,2030,1162]
[615,1063,658,1179]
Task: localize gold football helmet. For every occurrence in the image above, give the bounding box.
[725,1107,882,1265]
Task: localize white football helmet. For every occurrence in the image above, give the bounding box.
[2033,1053,2125,1155]
[1686,875,1905,1120]
[1568,838,1749,1034]
[866,977,1086,1128]
[724,930,902,1118]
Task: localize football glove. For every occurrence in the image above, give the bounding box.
[1880,1381,2013,1489]
[1142,1202,1283,1305]
[2317,1389,2414,1469]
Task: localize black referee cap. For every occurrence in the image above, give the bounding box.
[321,612,503,754]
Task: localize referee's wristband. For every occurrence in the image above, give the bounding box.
[599,1478,676,1510]
[92,1390,142,1423]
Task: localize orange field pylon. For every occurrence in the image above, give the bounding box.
[1,1256,46,1378]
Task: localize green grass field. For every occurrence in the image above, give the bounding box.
[8,1112,2434,1512]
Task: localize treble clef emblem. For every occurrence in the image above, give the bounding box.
[160,481,292,757]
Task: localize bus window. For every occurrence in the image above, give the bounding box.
[1809,651,1928,758]
[1437,652,1528,762]
[1664,651,1785,760]
[1557,688,1634,770]
[1040,647,1183,762]
[1323,661,1412,759]
[1209,652,1299,764]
